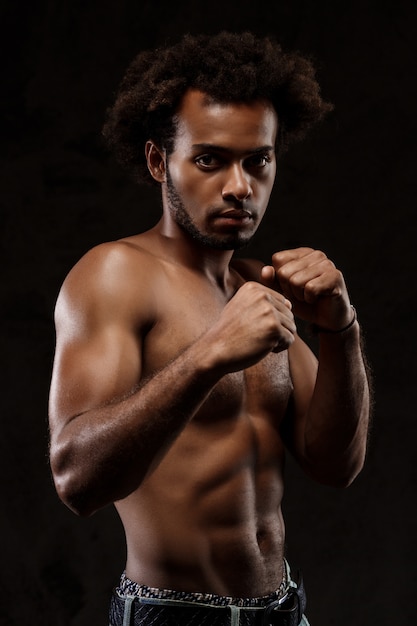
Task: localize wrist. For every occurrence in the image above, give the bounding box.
[310,305,357,335]
[187,334,230,381]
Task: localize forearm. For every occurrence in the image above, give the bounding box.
[302,321,371,486]
[50,341,223,516]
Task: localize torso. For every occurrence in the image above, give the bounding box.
[113,233,295,597]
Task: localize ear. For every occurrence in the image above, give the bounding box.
[145,140,166,183]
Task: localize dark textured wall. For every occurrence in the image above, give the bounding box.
[1,1,416,624]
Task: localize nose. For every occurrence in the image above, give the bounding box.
[222,163,252,202]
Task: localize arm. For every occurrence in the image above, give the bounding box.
[49,244,296,516]
[262,248,371,487]
[49,243,221,516]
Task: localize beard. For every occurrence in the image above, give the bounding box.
[166,169,255,251]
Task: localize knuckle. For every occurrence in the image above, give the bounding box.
[243,280,260,293]
[261,301,275,319]
[276,265,290,281]
[289,272,305,288]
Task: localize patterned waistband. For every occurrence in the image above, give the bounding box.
[116,561,289,608]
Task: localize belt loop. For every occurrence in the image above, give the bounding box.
[230,605,240,626]
[122,595,136,626]
[283,558,291,585]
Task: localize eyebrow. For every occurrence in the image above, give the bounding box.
[191,143,275,155]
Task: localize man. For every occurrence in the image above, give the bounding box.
[48,32,371,626]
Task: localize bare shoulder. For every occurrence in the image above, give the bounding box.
[55,239,161,332]
[63,238,158,283]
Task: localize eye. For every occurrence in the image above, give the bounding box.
[195,154,222,170]
[246,153,272,168]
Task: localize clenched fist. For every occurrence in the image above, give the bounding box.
[261,247,353,331]
[203,281,296,374]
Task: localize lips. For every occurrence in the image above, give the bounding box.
[215,208,253,220]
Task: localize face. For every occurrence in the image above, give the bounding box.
[160,90,278,250]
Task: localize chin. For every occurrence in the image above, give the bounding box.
[199,234,252,251]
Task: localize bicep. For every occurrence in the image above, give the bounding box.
[49,322,142,426]
[48,246,151,430]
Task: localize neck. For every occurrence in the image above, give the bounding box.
[153,218,236,286]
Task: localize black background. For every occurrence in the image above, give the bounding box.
[1,1,416,624]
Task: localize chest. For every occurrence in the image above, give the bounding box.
[141,278,293,423]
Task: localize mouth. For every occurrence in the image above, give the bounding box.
[213,208,254,224]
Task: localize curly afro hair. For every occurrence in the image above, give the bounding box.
[102,31,333,185]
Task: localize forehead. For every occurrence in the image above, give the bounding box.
[173,89,278,151]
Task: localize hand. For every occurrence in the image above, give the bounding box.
[204,281,296,373]
[261,247,353,331]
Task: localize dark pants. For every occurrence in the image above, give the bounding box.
[108,568,308,626]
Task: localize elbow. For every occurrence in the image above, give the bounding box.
[50,443,98,517]
[318,472,358,489]
[305,452,367,489]
[302,431,368,488]
[341,459,366,487]
[303,448,366,489]
[336,446,368,487]
[52,471,96,517]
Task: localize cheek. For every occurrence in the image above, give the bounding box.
[172,166,216,205]
[256,174,275,204]
[169,160,199,195]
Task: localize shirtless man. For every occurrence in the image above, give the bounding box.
[48,32,371,626]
